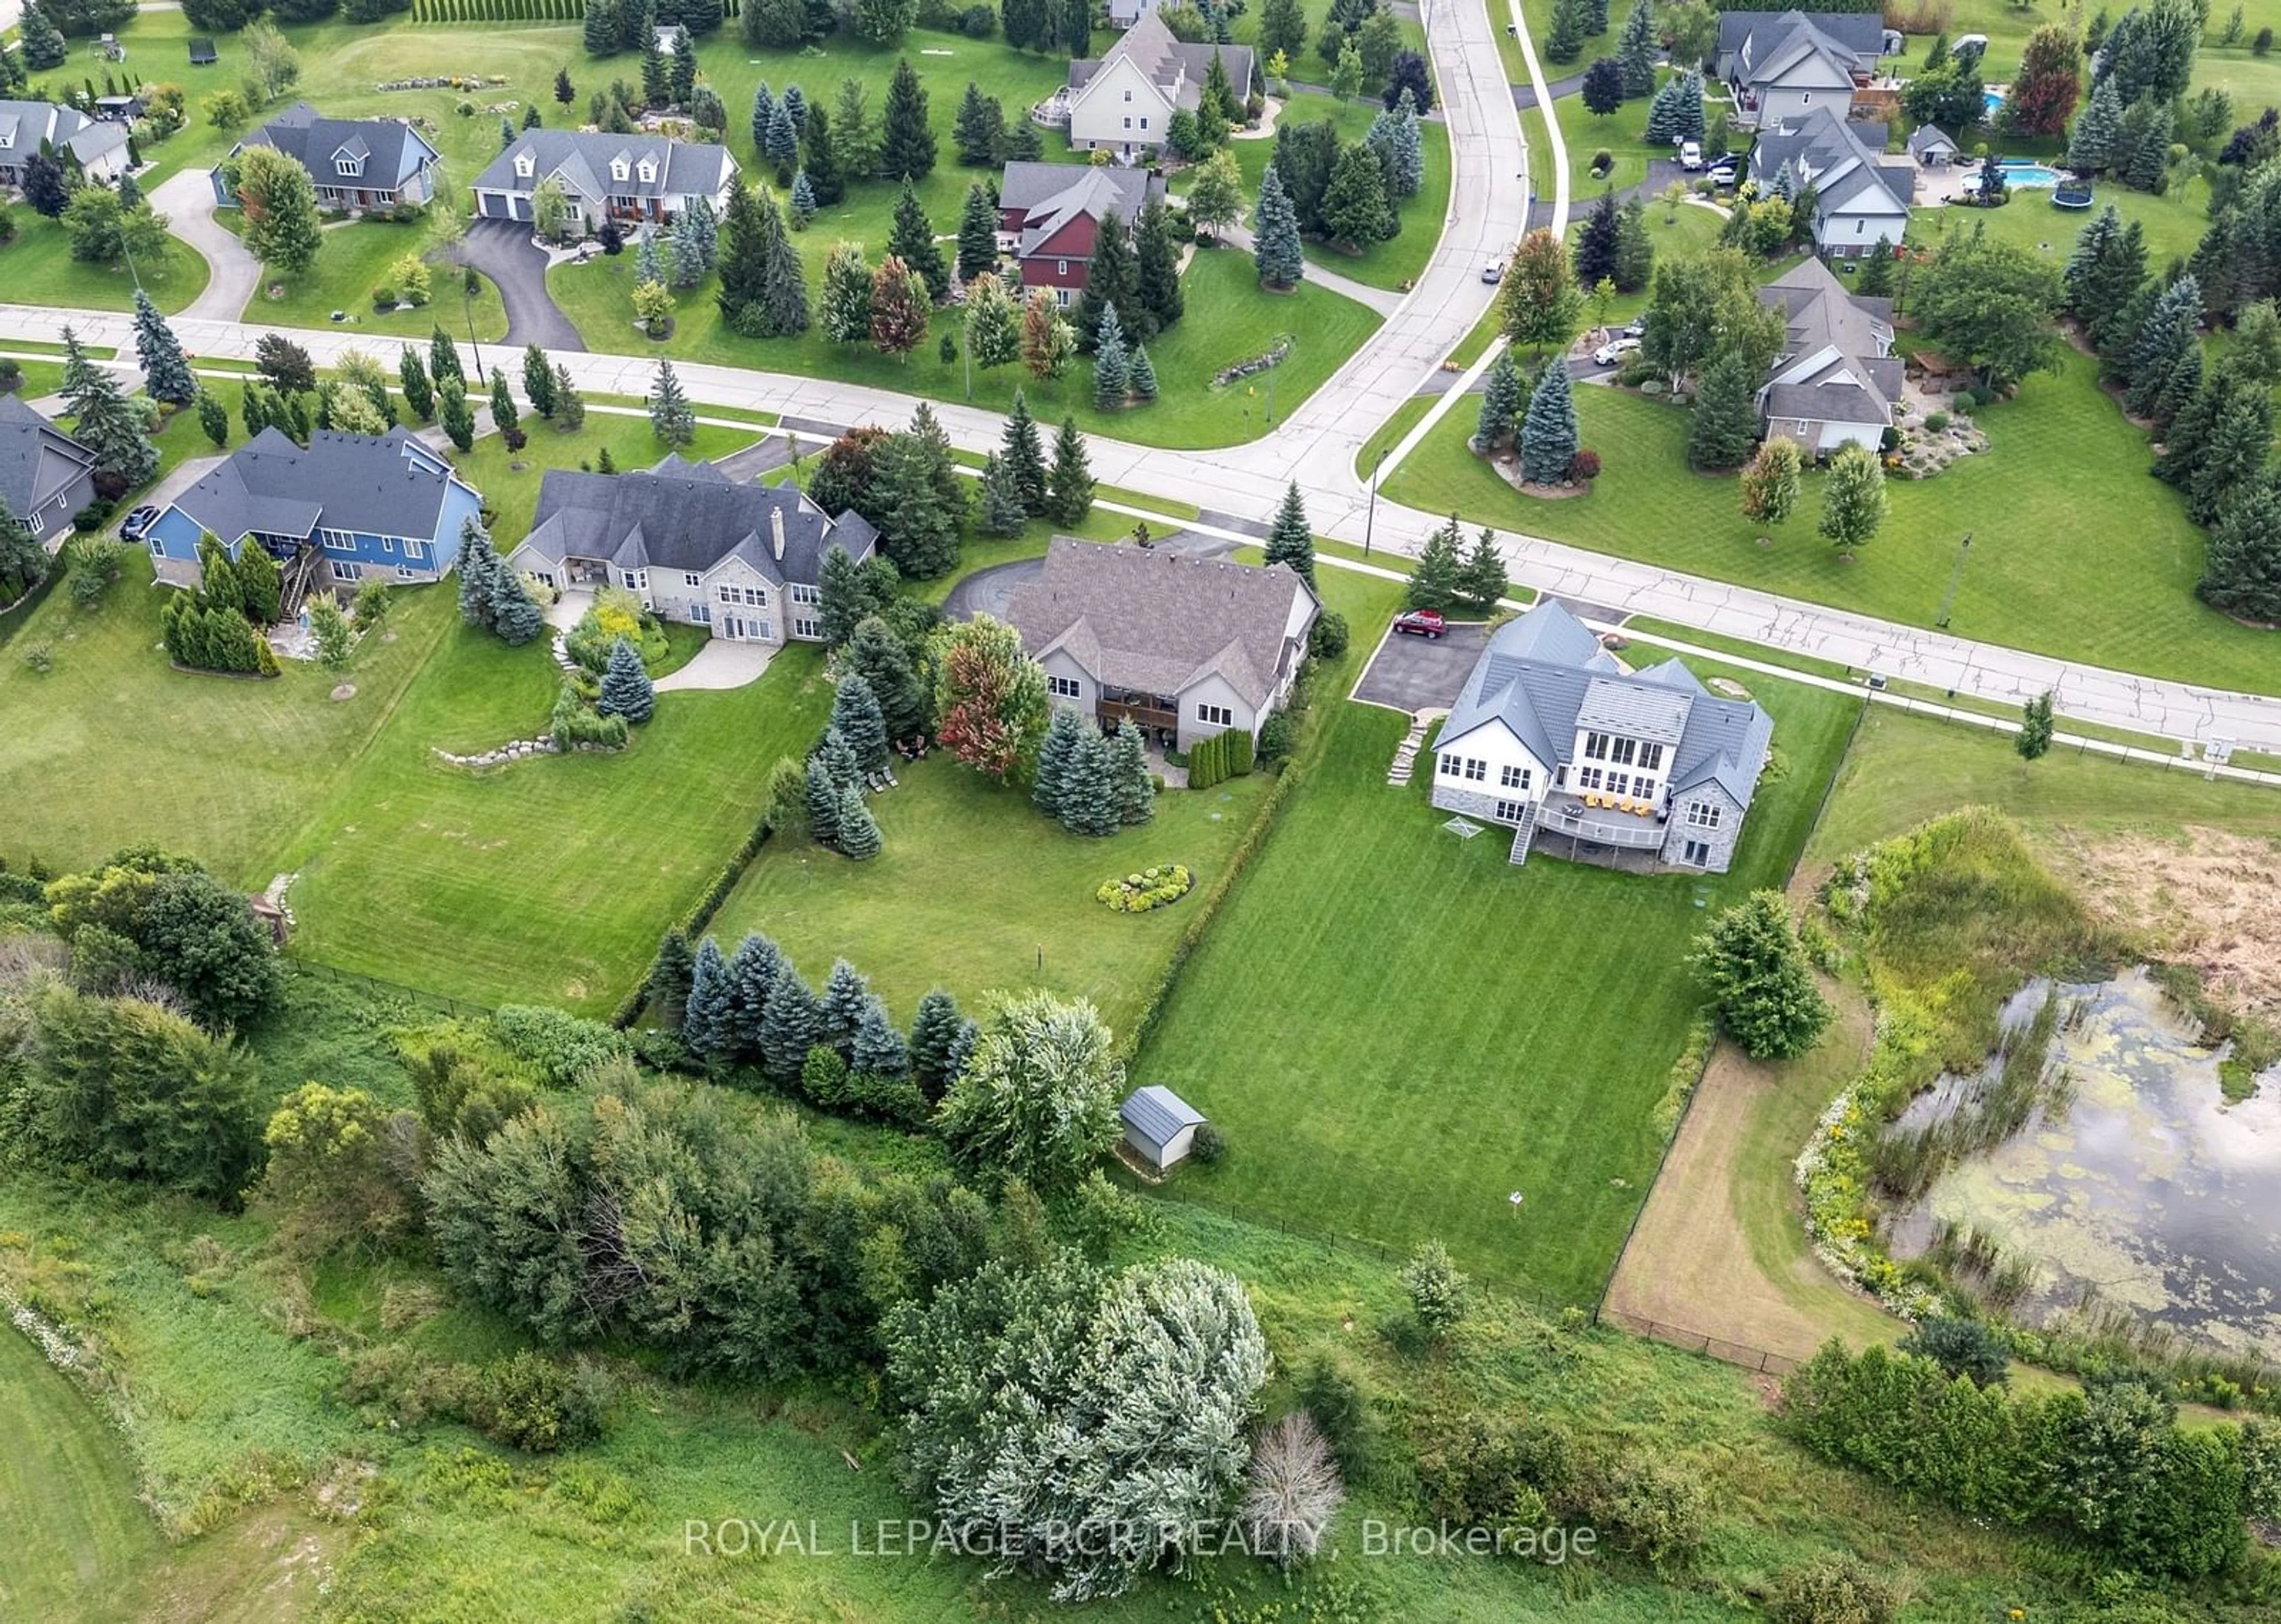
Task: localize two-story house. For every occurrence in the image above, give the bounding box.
[1754,256,1901,453]
[505,456,877,646]
[144,428,485,590]
[1004,538,1318,751]
[1066,13,1253,162]
[1748,106,1913,258]
[0,395,96,552]
[470,129,738,229]
[0,100,130,187]
[996,160,1164,306]
[1715,10,1894,128]
[213,103,444,212]
[1427,601,1773,872]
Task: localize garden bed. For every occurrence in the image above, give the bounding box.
[1097,864,1193,914]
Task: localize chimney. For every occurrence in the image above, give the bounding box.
[769,507,785,560]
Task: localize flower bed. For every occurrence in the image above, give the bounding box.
[1097,864,1193,914]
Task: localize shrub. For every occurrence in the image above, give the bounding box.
[1952,392,1976,414]
[18,640,53,674]
[959,2,994,33]
[2257,24,2273,53]
[1765,1554,1902,1624]
[1257,709,1297,764]
[1414,1414,1574,1526]
[1097,864,1195,913]
[0,358,21,390]
[1399,1239,1469,1338]
[488,1004,630,1087]
[1307,610,1349,659]
[1581,1453,1713,1575]
[1190,1119,1225,1164]
[468,1350,608,1452]
[371,283,397,310]
[1900,1315,2010,1388]
[1924,410,1950,432]
[1591,147,1613,173]
[1567,448,1602,481]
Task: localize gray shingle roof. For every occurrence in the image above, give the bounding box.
[471,128,735,202]
[1439,602,1773,811]
[236,102,437,190]
[166,428,464,545]
[0,394,92,516]
[1121,1085,1203,1148]
[1749,108,1909,219]
[1005,538,1316,710]
[1906,124,1957,156]
[1070,14,1253,109]
[1003,162,1161,255]
[1717,10,1887,65]
[517,456,875,585]
[0,99,128,168]
[1758,257,1900,426]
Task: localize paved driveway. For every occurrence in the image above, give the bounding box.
[150,169,261,322]
[1351,619,1493,713]
[942,557,1041,623]
[457,220,586,352]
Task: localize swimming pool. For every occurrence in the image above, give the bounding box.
[1998,162,2064,187]
[1983,87,2007,119]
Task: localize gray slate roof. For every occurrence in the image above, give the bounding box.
[1121,1085,1203,1147]
[1717,10,1887,66]
[1757,256,1901,427]
[0,394,93,516]
[1732,12,1862,90]
[1070,12,1254,112]
[472,128,736,202]
[0,99,129,168]
[1749,106,1910,218]
[1006,538,1316,710]
[1000,160,1162,255]
[1906,124,1957,157]
[168,428,463,544]
[234,102,438,189]
[516,455,876,585]
[1440,602,1773,808]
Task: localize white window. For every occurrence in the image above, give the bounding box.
[1583,731,1609,761]
[683,571,702,587]
[788,583,820,605]
[1057,258,1068,274]
[24,508,42,536]
[396,564,414,579]
[1577,764,1603,792]
[1438,750,1462,778]
[637,159,656,182]
[1123,89,1132,102]
[1499,763,1530,790]
[1638,742,1665,772]
[1605,771,1630,798]
[331,559,356,580]
[1682,839,1711,866]
[1048,675,1081,699]
[1140,117,1149,130]
[716,584,765,606]
[1612,737,1638,766]
[793,616,822,640]
[690,601,710,623]
[381,537,394,553]
[336,157,358,175]
[514,154,533,177]
[1056,287,1070,306]
[611,158,629,181]
[1197,702,1233,727]
[1495,800,1528,822]
[623,570,640,590]
[1685,801,1723,829]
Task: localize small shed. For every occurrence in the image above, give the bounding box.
[189,37,219,67]
[1906,125,1957,167]
[93,94,146,123]
[1120,1085,1205,1173]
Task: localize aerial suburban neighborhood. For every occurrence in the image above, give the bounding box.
[2,0,2279,1619]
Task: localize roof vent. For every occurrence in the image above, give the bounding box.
[769,507,785,560]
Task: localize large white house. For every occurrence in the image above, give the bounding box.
[1748,106,1912,258]
[1066,12,1253,161]
[1428,602,1773,873]
[470,129,737,228]
[1755,257,1900,453]
[1714,10,1894,129]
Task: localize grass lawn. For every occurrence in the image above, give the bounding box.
[0,552,447,885]
[250,217,509,342]
[444,413,761,543]
[1912,169,2217,270]
[551,244,1382,449]
[1135,656,1860,1305]
[1382,348,2281,696]
[1,363,68,403]
[0,213,210,316]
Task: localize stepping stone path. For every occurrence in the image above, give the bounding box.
[1386,716,1430,786]
[550,631,577,674]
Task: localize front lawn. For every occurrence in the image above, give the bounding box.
[549,245,1382,449]
[248,217,508,342]
[0,213,210,315]
[443,413,762,544]
[1382,348,2280,696]
[1134,658,1861,1305]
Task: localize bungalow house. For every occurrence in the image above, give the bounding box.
[997,160,1164,307]
[0,100,131,187]
[1714,10,1893,127]
[0,395,96,551]
[1067,12,1253,162]
[1748,106,1912,258]
[505,456,877,645]
[1120,1085,1205,1173]
[213,102,443,212]
[143,428,484,590]
[1004,538,1318,751]
[1754,255,1900,453]
[1906,124,1958,166]
[470,129,737,228]
[1427,601,1773,873]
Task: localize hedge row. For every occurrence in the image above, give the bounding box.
[1186,726,1253,792]
[407,0,742,21]
[608,811,771,1028]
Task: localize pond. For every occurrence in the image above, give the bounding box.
[1885,968,2281,1360]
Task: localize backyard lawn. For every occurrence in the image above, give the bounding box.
[1135,658,1861,1305]
[1383,348,2281,696]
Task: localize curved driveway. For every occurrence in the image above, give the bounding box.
[457,220,587,352]
[149,169,262,323]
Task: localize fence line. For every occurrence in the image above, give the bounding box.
[1597,1307,1804,1377]
[285,955,491,1019]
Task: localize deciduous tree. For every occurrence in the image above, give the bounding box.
[1692,890,1831,1059]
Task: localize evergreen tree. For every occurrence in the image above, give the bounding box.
[1111,718,1153,824]
[489,369,520,440]
[2186,386,2274,525]
[61,332,158,489]
[869,424,962,579]
[1617,0,1657,99]
[751,79,777,153]
[1253,166,1305,289]
[832,671,890,772]
[1133,200,1184,336]
[1092,301,1130,408]
[684,934,737,1056]
[457,519,501,628]
[719,931,784,1061]
[806,754,844,844]
[953,80,1004,165]
[672,194,717,287]
[1817,442,1887,554]
[1518,358,1578,484]
[1573,188,1620,287]
[1128,343,1158,401]
[1032,704,1085,817]
[197,388,230,447]
[584,0,620,55]
[964,271,1021,369]
[757,190,813,336]
[554,364,586,431]
[598,635,656,722]
[816,958,870,1056]
[647,928,697,1029]
[2201,475,2281,623]
[2068,74,2122,172]
[888,179,949,300]
[1319,139,1394,249]
[880,57,936,181]
[758,960,820,1082]
[1072,217,1139,352]
[556,66,577,105]
[1687,350,1759,469]
[1612,195,1654,292]
[492,572,546,646]
[1459,527,1508,612]
[131,290,195,405]
[2067,208,2147,352]
[993,391,1047,516]
[1474,347,1525,453]
[764,96,803,177]
[803,99,845,204]
[978,450,1028,536]
[1265,481,1315,586]
[640,6,669,107]
[789,170,818,229]
[820,241,874,343]
[1545,0,1584,63]
[1047,414,1094,525]
[851,997,909,1078]
[649,358,696,447]
[847,614,931,738]
[636,222,665,286]
[837,783,883,859]
[2016,690,2056,762]
[2124,274,2202,420]
[20,2,65,71]
[1856,236,1896,299]
[429,326,464,387]
[957,181,997,281]
[908,990,965,1093]
[1405,516,1461,610]
[1058,729,1119,836]
[522,343,557,418]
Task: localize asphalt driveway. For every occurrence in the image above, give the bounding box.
[1352,619,1493,713]
[942,557,1042,623]
[149,169,262,322]
[457,219,586,352]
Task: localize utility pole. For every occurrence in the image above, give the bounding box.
[1935,530,1972,629]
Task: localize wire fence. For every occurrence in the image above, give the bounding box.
[285,955,492,1020]
[1597,1308,1805,1377]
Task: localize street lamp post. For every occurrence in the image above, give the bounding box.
[1935,530,1973,629]
[1363,444,1390,558]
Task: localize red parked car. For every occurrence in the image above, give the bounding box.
[1392,608,1446,639]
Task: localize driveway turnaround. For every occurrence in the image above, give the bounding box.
[1352,620,1493,714]
[457,220,586,352]
[656,640,774,693]
[940,557,1042,623]
[149,169,262,323]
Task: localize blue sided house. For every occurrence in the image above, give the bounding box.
[145,428,484,594]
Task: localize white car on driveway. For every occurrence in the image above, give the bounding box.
[1592,336,1641,366]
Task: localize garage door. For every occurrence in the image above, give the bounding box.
[477,191,509,218]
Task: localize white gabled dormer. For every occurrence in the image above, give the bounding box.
[514,150,534,178]
[611,153,631,182]
[636,155,656,184]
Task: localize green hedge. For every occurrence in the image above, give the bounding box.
[1186,727,1254,792]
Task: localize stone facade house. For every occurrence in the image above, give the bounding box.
[1005,538,1318,751]
[1066,13,1252,161]
[506,456,877,646]
[1427,602,1773,872]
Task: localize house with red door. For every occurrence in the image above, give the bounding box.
[996,160,1164,307]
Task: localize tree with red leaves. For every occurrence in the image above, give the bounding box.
[932,614,1048,782]
[2008,25,2082,138]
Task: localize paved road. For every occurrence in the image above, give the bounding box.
[150,169,261,324]
[457,220,587,352]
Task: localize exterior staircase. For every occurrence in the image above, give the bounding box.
[1507,801,1538,866]
[1386,716,1429,786]
[276,543,324,620]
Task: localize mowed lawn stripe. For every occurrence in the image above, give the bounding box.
[1136,669,1860,1304]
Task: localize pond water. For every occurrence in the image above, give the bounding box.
[1885,968,2281,1360]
